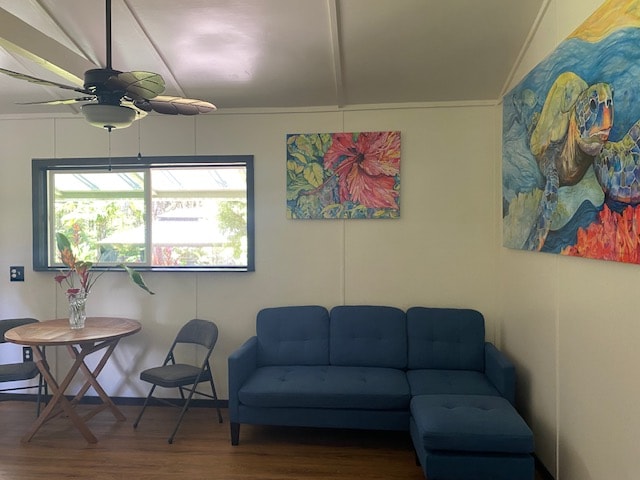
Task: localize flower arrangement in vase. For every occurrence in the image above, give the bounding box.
[54,232,154,329]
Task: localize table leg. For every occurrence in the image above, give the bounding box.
[67,341,126,422]
[23,346,98,443]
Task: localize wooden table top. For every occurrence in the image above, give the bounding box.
[4,317,141,346]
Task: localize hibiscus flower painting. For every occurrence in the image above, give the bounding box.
[286,131,401,219]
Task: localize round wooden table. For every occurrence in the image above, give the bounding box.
[5,317,141,443]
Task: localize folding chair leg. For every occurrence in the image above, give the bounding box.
[133,385,157,428]
[209,377,223,423]
[178,386,189,411]
[36,373,46,417]
[168,385,198,444]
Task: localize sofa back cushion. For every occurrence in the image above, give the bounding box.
[407,307,485,371]
[257,306,330,366]
[329,305,407,368]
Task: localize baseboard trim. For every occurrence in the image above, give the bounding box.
[534,454,555,480]
[0,393,228,409]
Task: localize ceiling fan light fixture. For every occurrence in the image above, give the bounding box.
[81,104,136,129]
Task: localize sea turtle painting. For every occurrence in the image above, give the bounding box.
[502,0,640,264]
[523,72,640,251]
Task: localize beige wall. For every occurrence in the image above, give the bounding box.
[2,1,636,478]
[0,102,499,401]
[500,0,640,479]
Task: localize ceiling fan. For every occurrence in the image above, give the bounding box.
[0,0,216,130]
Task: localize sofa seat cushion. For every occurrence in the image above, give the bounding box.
[411,395,534,454]
[238,365,411,410]
[407,369,500,397]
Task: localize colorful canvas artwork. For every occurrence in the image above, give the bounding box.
[286,131,401,219]
[503,0,640,264]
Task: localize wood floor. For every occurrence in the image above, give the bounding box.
[0,400,546,480]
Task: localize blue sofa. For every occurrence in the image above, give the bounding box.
[228,305,534,480]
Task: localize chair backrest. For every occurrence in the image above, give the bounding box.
[0,318,39,344]
[175,319,219,350]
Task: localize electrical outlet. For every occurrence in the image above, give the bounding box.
[22,347,33,362]
[10,266,24,282]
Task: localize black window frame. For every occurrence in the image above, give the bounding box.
[32,155,255,272]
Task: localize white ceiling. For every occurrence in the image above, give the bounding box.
[0,0,545,118]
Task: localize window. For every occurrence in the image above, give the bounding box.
[33,155,254,272]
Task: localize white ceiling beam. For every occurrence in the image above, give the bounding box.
[327,0,345,107]
[122,0,187,98]
[0,7,95,87]
[499,0,552,98]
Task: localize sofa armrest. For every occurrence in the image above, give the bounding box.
[484,342,516,405]
[228,336,258,421]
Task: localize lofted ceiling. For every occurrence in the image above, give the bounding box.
[0,0,545,119]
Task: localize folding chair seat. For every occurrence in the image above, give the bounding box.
[133,319,223,443]
[0,318,47,415]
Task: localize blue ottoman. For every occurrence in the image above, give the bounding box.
[410,395,534,480]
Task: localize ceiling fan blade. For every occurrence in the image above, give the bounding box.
[17,96,95,106]
[0,67,89,94]
[133,96,217,115]
[107,71,165,100]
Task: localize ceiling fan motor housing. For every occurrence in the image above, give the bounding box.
[84,68,125,103]
[81,68,135,129]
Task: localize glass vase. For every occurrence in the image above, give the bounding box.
[68,291,88,329]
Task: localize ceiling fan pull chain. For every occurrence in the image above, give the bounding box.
[108,129,112,171]
[137,121,143,160]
